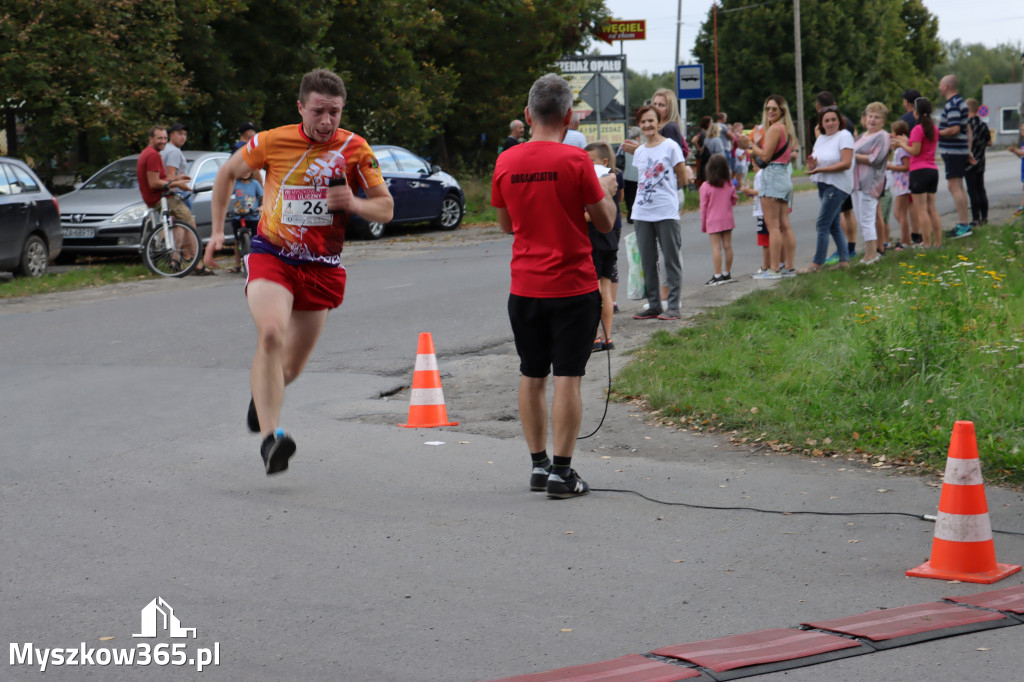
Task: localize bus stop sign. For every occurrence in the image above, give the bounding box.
[677,64,704,100]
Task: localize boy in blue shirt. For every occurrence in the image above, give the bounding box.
[228,168,263,272]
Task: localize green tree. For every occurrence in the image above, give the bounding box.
[932,41,1023,102]
[175,0,334,150]
[0,0,197,185]
[327,0,458,156]
[625,69,675,114]
[427,0,608,168]
[690,0,942,137]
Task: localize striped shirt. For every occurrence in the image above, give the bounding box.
[938,94,969,155]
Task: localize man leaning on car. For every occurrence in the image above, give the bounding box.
[136,125,214,275]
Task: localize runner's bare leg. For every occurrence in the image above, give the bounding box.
[247,280,328,437]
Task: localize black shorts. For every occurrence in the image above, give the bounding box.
[841,194,853,213]
[909,168,939,195]
[508,291,600,377]
[942,153,968,179]
[592,249,618,282]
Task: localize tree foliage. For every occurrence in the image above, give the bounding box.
[429,0,608,166]
[1,0,606,186]
[0,0,197,184]
[623,69,675,114]
[690,0,942,135]
[932,41,1024,102]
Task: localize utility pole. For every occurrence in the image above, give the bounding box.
[676,0,686,139]
[793,0,806,167]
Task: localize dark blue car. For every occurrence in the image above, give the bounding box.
[349,145,465,240]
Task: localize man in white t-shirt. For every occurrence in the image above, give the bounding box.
[562,113,587,148]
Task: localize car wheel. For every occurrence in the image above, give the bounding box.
[434,193,464,230]
[362,221,386,240]
[17,235,49,278]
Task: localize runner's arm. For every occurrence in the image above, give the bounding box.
[209,152,253,244]
[338,182,393,224]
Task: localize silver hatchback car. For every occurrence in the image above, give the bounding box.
[57,151,230,260]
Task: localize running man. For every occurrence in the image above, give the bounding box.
[491,73,619,499]
[207,69,393,475]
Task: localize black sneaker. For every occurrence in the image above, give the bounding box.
[260,430,296,475]
[530,465,551,491]
[704,274,723,286]
[632,308,662,320]
[718,273,733,284]
[247,397,260,433]
[547,468,589,499]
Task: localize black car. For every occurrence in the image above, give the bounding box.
[0,157,62,277]
[349,145,465,239]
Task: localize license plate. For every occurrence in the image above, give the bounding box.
[63,227,95,238]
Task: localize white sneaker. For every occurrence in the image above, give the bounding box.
[752,269,784,280]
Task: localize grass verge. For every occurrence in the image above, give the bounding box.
[614,218,1024,486]
[0,262,152,299]
[461,175,499,225]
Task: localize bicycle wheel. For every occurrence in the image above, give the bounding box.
[143,222,201,278]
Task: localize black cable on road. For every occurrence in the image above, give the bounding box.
[590,487,1024,537]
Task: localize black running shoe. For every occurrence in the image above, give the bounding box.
[547,468,589,499]
[260,430,295,475]
[530,465,551,491]
[247,397,260,433]
[632,308,662,320]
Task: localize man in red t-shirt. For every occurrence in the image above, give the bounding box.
[492,73,618,499]
[207,69,393,476]
[137,126,192,207]
[136,126,213,275]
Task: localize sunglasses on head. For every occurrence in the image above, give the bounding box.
[820,105,837,112]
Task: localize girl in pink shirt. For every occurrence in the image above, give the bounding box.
[891,97,942,247]
[699,153,738,285]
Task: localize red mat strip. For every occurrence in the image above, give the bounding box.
[803,601,1006,641]
[947,584,1024,614]
[651,628,860,672]
[481,654,700,682]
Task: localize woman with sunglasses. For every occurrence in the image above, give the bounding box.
[745,95,798,279]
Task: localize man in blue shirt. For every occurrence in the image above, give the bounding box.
[938,75,971,238]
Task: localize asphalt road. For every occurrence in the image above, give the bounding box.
[1,153,1022,681]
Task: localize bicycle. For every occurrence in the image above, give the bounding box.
[230,214,255,274]
[140,196,201,278]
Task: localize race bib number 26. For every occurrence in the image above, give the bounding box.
[281,185,332,226]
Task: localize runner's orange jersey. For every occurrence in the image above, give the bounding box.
[241,123,385,265]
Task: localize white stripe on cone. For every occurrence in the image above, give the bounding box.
[410,388,446,405]
[943,457,984,486]
[934,511,994,543]
[414,354,439,372]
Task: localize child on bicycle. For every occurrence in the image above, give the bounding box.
[228,168,263,273]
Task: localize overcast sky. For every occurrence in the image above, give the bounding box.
[590,0,1024,75]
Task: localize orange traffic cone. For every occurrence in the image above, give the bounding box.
[906,421,1021,584]
[399,332,459,428]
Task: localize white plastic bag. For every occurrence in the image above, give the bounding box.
[625,231,644,300]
